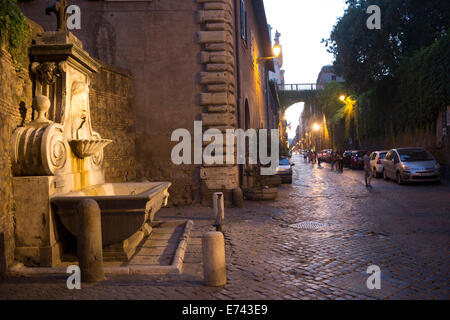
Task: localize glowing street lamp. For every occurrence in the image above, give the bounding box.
[312,123,321,131]
[339,95,346,101]
[272,44,281,58]
[257,44,282,63]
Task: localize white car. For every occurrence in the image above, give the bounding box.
[369,150,389,178]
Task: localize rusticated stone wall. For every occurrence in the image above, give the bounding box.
[196,0,239,206]
[89,62,136,183]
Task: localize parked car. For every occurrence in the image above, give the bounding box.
[382,148,441,184]
[276,157,294,184]
[370,150,388,178]
[343,150,353,168]
[317,150,326,162]
[350,150,367,169]
[321,149,333,163]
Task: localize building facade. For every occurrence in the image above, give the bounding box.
[19,0,279,206]
[316,65,345,89]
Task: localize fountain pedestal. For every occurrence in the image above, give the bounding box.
[13,177,62,266]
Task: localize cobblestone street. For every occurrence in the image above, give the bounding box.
[1,155,449,300]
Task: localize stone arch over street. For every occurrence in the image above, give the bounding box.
[278,89,317,114]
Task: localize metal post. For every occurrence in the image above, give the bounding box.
[212,192,224,231]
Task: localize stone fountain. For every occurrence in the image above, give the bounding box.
[11,31,171,267]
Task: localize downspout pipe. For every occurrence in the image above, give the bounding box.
[234,0,242,130]
[234,0,243,186]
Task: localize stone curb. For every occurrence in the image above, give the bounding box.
[129,219,194,275]
[9,220,195,277]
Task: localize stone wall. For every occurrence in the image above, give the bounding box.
[196,0,239,205]
[89,62,136,183]
[0,43,34,275]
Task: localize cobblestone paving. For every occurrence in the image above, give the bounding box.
[1,155,449,300]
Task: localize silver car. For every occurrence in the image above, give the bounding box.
[382,148,441,184]
[276,157,294,184]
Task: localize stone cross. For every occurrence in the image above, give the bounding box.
[45,0,69,31]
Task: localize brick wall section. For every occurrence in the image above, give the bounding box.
[89,62,136,183]
[0,48,34,274]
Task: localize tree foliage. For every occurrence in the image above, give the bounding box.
[317,82,347,125]
[357,34,450,140]
[0,0,29,68]
[324,0,450,94]
[323,0,450,144]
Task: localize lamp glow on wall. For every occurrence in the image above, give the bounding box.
[257,44,282,63]
[339,94,356,114]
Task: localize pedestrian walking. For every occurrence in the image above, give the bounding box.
[363,151,372,187]
[337,151,344,172]
[330,151,336,171]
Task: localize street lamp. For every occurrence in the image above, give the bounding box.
[257,44,282,63]
[272,44,281,58]
[339,95,346,101]
[312,123,320,131]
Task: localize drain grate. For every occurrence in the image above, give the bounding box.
[290,221,331,230]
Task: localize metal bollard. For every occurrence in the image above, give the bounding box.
[77,199,105,283]
[202,231,227,286]
[212,192,224,231]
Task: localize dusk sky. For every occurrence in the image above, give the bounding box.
[264,0,347,138]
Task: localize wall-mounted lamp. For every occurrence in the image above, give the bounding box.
[312,123,321,131]
[272,44,281,58]
[257,44,282,63]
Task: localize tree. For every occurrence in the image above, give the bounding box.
[324,0,450,94]
[316,82,357,150]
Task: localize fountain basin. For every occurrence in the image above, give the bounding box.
[68,139,112,158]
[51,182,171,246]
